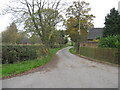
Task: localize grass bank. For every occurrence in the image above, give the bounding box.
[69,48,77,55]
[1,48,62,78]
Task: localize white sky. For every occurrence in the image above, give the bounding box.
[0,0,120,32]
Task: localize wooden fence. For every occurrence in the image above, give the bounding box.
[80,47,119,64]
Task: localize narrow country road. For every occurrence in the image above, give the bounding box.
[2,47,118,88]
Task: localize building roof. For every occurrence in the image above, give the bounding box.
[21,37,31,44]
[88,28,103,40]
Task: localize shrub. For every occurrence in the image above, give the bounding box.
[2,48,61,77]
[96,36,101,40]
[98,35,120,48]
[2,44,49,64]
[93,39,99,43]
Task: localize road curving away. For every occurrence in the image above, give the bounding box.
[2,47,118,88]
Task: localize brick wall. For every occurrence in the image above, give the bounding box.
[80,42,98,48]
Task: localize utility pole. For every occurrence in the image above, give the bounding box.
[78,0,80,35]
[76,0,81,53]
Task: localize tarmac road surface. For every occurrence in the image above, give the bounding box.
[2,47,118,88]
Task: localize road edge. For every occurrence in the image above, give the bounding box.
[69,47,119,67]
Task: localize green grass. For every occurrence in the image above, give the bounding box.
[67,41,72,46]
[69,48,77,54]
[1,48,61,78]
[0,65,2,78]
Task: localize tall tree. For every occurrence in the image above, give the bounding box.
[17,31,31,44]
[2,22,18,44]
[49,30,68,48]
[30,34,41,44]
[66,17,78,42]
[3,0,65,48]
[24,8,64,46]
[66,1,95,53]
[103,8,120,37]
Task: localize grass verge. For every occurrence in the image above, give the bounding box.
[1,48,62,78]
[69,48,77,54]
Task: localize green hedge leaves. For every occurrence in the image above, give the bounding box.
[2,45,49,64]
[98,35,120,48]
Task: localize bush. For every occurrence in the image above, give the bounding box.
[98,35,120,48]
[80,47,119,64]
[2,44,49,64]
[69,48,76,54]
[2,48,61,77]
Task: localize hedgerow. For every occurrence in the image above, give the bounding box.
[2,44,49,64]
[98,35,120,48]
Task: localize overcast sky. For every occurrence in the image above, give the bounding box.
[0,0,120,32]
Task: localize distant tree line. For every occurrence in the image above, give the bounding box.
[2,0,96,51]
[2,22,68,46]
[2,0,68,48]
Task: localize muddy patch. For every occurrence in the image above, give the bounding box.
[88,65,96,67]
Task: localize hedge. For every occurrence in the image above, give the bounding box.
[80,47,119,64]
[98,35,120,48]
[2,44,49,64]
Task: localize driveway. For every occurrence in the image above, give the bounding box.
[2,47,118,88]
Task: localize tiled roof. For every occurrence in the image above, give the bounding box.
[88,28,103,40]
